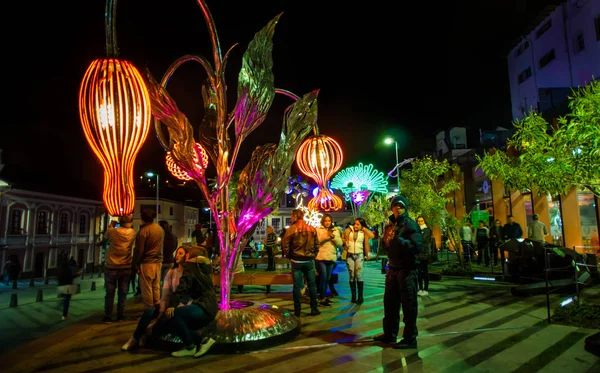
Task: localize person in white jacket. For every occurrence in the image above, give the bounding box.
[343,218,374,304]
[316,214,343,307]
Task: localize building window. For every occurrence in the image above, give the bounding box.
[36,211,50,235]
[285,217,292,227]
[577,189,599,254]
[256,219,266,236]
[518,67,532,84]
[547,194,564,246]
[271,217,281,232]
[595,14,600,41]
[170,206,174,216]
[539,49,556,69]
[79,214,88,234]
[574,33,585,54]
[522,191,534,228]
[9,209,24,235]
[535,20,552,39]
[59,212,70,234]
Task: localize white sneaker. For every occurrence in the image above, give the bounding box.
[423,291,429,296]
[172,346,197,357]
[194,337,216,358]
[417,290,424,296]
[121,337,139,351]
[61,316,69,321]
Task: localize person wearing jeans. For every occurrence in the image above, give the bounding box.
[282,208,320,317]
[133,209,164,309]
[103,214,136,322]
[169,245,218,358]
[316,214,343,306]
[57,251,79,321]
[121,246,189,351]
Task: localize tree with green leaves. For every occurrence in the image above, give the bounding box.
[477,80,599,197]
[399,156,463,265]
[400,156,461,226]
[362,194,391,228]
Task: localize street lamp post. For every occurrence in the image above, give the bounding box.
[385,138,400,194]
[146,172,159,219]
[204,207,212,229]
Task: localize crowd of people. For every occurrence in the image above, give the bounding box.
[97,209,218,358]
[279,194,428,349]
[459,213,548,267]
[2,192,560,356]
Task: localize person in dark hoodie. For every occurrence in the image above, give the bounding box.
[168,242,218,358]
[57,251,80,321]
[374,195,423,349]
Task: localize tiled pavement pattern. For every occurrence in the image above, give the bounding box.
[0,262,598,373]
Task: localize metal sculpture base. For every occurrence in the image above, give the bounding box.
[160,300,300,353]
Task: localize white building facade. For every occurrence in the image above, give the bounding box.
[507,1,600,120]
[130,197,199,248]
[0,188,104,279]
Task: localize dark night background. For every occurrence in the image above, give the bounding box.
[2,0,558,200]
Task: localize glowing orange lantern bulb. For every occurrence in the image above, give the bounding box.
[79,58,151,216]
[296,134,344,211]
[166,143,209,181]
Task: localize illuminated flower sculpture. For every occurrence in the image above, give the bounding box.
[297,204,323,228]
[78,2,151,216]
[296,134,344,211]
[331,162,388,217]
[80,0,333,350]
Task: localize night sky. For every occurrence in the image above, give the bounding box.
[3,0,558,199]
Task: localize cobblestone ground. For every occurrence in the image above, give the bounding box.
[0,261,598,373]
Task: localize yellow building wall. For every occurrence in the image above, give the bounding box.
[532,190,552,243]
[561,189,582,250]
[431,225,441,250]
[492,179,508,223]
[510,189,527,233]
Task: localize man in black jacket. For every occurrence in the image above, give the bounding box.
[374,195,423,349]
[168,246,218,358]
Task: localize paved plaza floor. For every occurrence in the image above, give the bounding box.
[0,261,598,373]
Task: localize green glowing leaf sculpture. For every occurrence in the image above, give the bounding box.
[233,14,280,139]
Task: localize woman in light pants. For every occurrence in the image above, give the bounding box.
[343,218,372,304]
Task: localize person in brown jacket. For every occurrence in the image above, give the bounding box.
[282,208,320,317]
[133,209,165,308]
[103,214,136,322]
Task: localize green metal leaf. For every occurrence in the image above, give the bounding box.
[233,14,280,139]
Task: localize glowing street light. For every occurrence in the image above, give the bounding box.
[384,137,400,194]
[204,207,213,229]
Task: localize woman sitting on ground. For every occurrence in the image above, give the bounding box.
[168,244,218,358]
[121,246,190,351]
